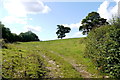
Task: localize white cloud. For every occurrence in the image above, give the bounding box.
[63,0,120,29]
[22,0,51,14]
[62,20,82,29]
[2,16,27,24]
[97,0,120,20]
[114,0,120,3]
[24,25,42,32]
[3,0,27,17]
[3,0,51,17]
[1,0,48,34]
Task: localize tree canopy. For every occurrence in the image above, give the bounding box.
[79,12,109,35]
[56,25,71,39]
[19,31,39,42]
[0,21,40,42]
[0,22,14,42]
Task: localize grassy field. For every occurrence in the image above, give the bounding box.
[2,38,104,78]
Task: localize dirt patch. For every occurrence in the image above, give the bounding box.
[41,54,63,78]
[50,51,94,78]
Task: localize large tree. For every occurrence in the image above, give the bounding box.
[56,25,71,39]
[79,12,109,35]
[19,31,39,42]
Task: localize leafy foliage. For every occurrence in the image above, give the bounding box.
[19,31,39,42]
[79,12,109,35]
[85,18,120,78]
[0,21,39,42]
[56,25,71,39]
[0,22,14,42]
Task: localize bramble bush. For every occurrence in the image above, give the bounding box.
[85,18,120,78]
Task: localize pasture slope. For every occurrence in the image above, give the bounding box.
[2,38,104,79]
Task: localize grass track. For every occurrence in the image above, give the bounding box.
[2,38,103,78]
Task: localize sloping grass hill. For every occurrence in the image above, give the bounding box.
[2,38,103,79]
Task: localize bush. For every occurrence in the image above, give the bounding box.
[85,19,120,78]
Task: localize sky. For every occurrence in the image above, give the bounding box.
[0,0,120,41]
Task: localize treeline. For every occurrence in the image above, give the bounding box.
[0,22,40,43]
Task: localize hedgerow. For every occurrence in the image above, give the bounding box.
[85,18,120,78]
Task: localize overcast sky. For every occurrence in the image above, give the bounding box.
[0,0,119,41]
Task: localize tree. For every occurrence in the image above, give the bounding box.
[56,25,71,39]
[19,31,39,42]
[0,22,3,39]
[11,33,21,42]
[0,21,14,42]
[79,12,109,35]
[0,21,40,42]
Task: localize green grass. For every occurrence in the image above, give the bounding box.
[2,43,46,78]
[2,37,103,78]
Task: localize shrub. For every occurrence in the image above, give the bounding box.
[85,19,120,78]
